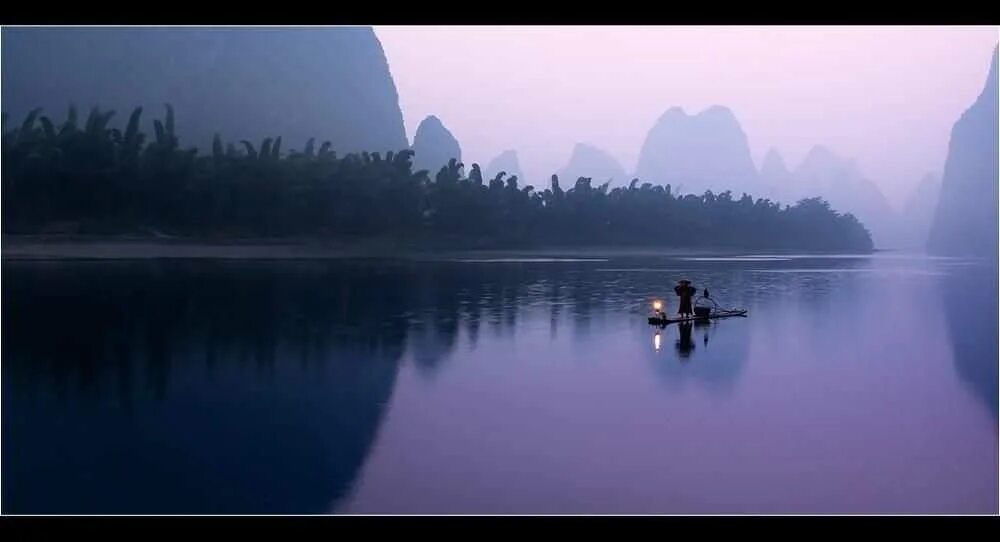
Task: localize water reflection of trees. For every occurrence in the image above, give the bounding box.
[939,260,999,419]
[2,257,880,400]
[1,259,663,513]
[2,256,894,512]
[2,261,411,513]
[4,262,411,398]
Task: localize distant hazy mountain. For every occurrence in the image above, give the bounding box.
[635,105,759,196]
[757,148,793,201]
[556,143,628,187]
[1,27,409,154]
[484,150,525,181]
[900,173,942,250]
[788,145,900,248]
[760,148,792,182]
[927,46,998,256]
[411,115,461,174]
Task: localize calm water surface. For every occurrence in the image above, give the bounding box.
[2,253,997,514]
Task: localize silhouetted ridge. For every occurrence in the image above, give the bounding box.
[927,45,999,256]
[635,105,759,196]
[0,27,408,154]
[411,115,461,175]
[485,150,524,181]
[787,145,899,248]
[759,149,791,182]
[557,143,627,187]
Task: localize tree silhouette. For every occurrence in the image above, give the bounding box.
[2,104,873,251]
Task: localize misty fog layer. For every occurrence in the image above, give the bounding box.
[376,27,998,249]
[377,26,997,209]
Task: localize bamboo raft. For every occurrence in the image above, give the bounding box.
[647,309,748,326]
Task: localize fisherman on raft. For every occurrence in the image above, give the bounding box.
[674,279,697,318]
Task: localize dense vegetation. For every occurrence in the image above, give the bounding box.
[1,105,874,251]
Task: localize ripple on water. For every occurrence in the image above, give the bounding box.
[595,268,689,272]
[680,257,794,262]
[748,268,948,277]
[455,258,609,263]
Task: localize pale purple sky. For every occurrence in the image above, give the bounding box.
[375,26,998,209]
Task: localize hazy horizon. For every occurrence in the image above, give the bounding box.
[376,26,999,210]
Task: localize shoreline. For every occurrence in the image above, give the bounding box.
[1,235,883,261]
